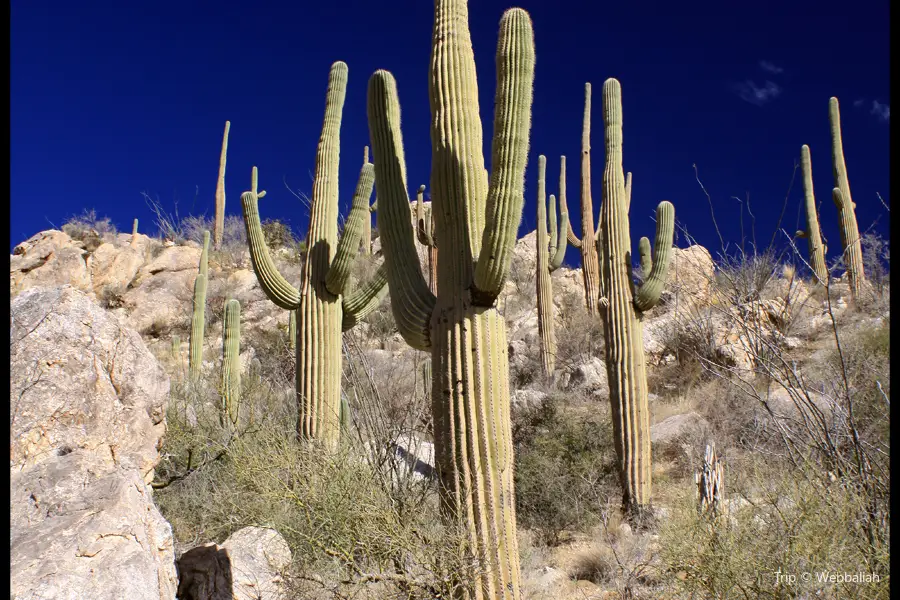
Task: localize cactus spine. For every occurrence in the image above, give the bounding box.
[798,145,828,285]
[241,63,388,447]
[213,121,230,251]
[367,2,534,595]
[536,155,568,376]
[597,78,674,516]
[829,98,866,298]
[415,185,439,295]
[221,299,241,428]
[563,84,602,315]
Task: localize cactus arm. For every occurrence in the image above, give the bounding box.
[471,8,536,304]
[341,263,389,331]
[325,163,376,296]
[638,236,652,278]
[549,194,569,272]
[367,71,437,350]
[624,171,633,213]
[222,298,241,427]
[633,201,675,312]
[558,154,582,251]
[548,187,558,259]
[361,146,373,255]
[241,167,301,310]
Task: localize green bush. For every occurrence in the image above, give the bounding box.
[512,393,619,546]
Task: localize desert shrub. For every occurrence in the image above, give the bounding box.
[554,289,605,371]
[512,393,618,546]
[98,283,127,309]
[365,293,399,342]
[659,459,889,599]
[154,365,469,598]
[62,209,116,252]
[714,247,780,305]
[260,218,295,249]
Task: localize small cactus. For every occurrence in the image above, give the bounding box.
[221,299,241,428]
[131,219,139,247]
[171,334,181,361]
[798,145,828,285]
[188,273,207,378]
[536,155,568,376]
[829,97,866,299]
[597,78,674,516]
[288,310,296,350]
[213,121,230,251]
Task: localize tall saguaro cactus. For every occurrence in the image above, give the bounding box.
[221,298,241,428]
[597,78,674,517]
[563,84,602,315]
[415,184,439,295]
[241,63,388,447]
[536,155,568,376]
[797,145,828,285]
[829,97,866,299]
[213,121,231,251]
[367,2,534,596]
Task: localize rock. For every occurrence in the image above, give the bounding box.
[87,242,146,294]
[764,387,834,420]
[650,412,710,447]
[663,245,715,308]
[177,527,291,600]
[10,450,178,600]
[123,270,196,334]
[513,389,547,409]
[136,245,202,282]
[394,433,436,480]
[569,356,608,390]
[10,230,92,297]
[10,286,170,480]
[10,286,176,600]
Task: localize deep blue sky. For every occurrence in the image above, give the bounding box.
[11,0,890,269]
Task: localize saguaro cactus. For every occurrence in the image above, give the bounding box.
[361,145,373,255]
[288,310,296,350]
[200,230,210,277]
[829,97,866,298]
[188,274,207,378]
[797,145,828,285]
[367,2,534,596]
[131,218,139,247]
[415,184,439,295]
[562,84,602,315]
[221,298,241,428]
[535,155,568,376]
[213,121,231,251]
[597,78,674,517]
[241,63,388,447]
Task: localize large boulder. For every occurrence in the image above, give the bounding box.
[10,451,178,600]
[662,245,715,308]
[10,285,176,600]
[10,230,92,297]
[11,285,170,479]
[87,241,146,295]
[176,527,291,600]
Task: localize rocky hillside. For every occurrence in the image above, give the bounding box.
[10,225,889,599]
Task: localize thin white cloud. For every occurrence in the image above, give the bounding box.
[734,80,782,106]
[871,100,890,122]
[853,98,865,107]
[759,60,784,74]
